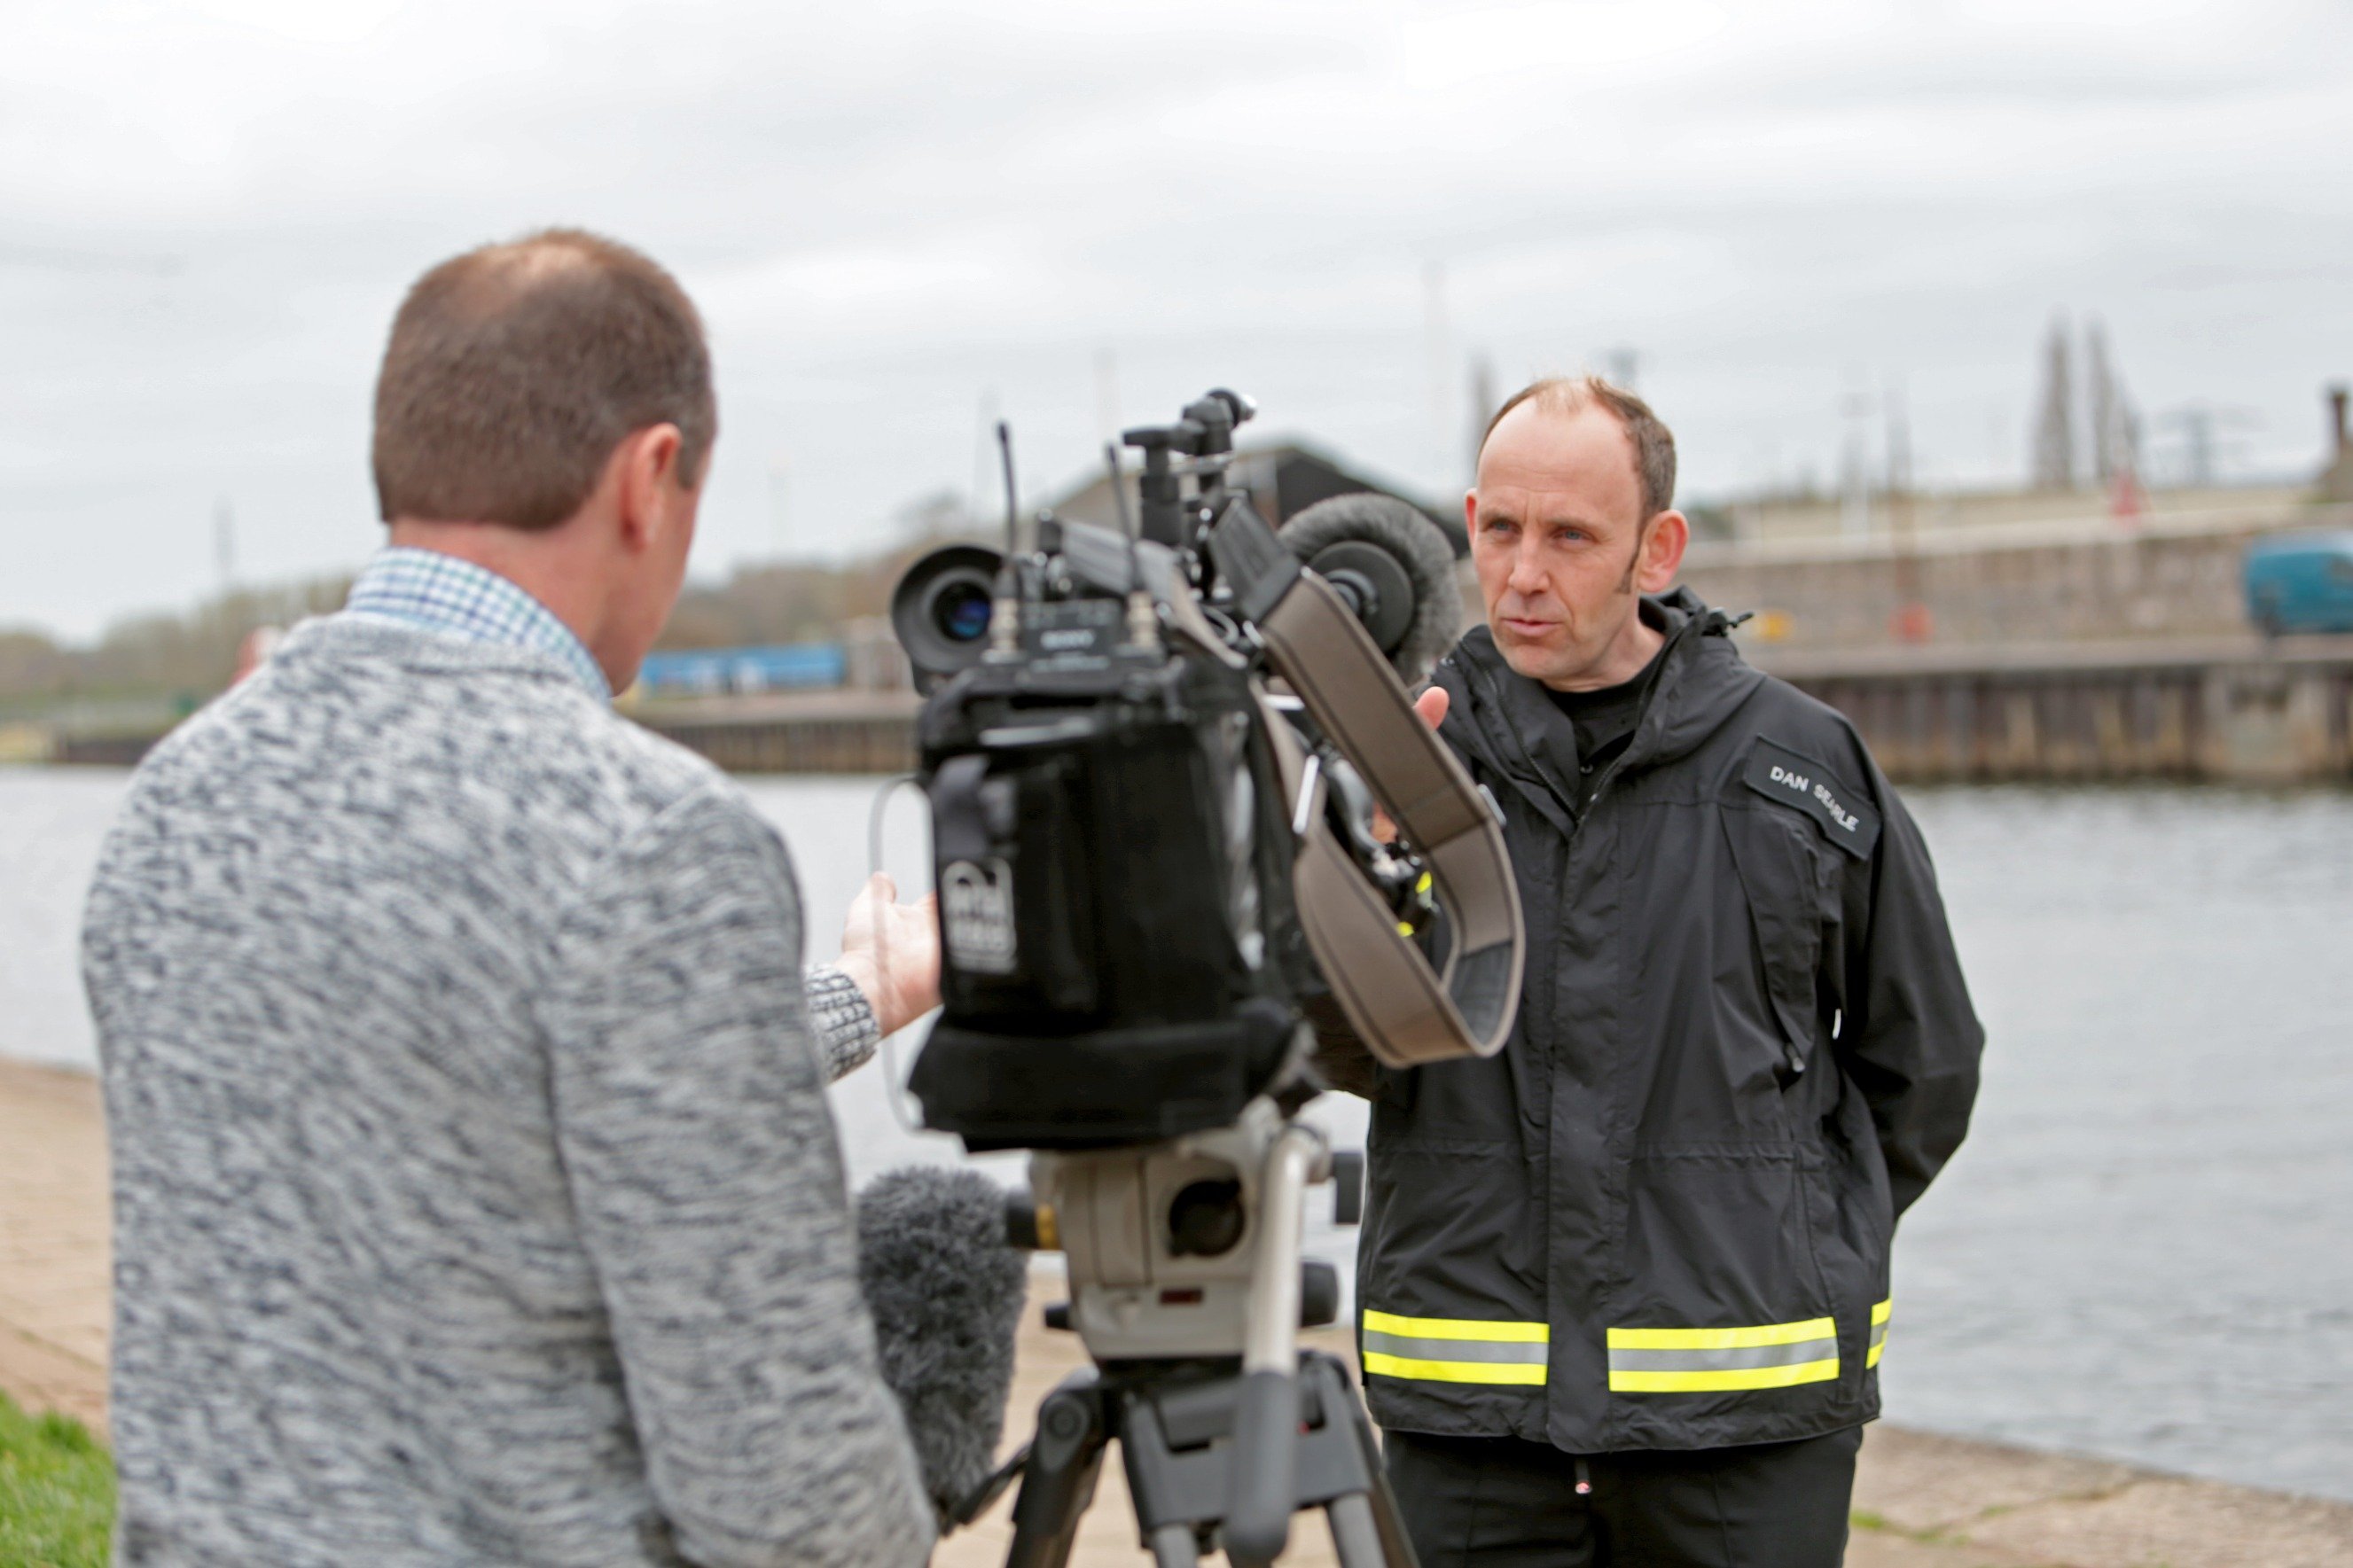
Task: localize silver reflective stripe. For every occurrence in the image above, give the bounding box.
[1361,1330,1549,1367]
[1607,1339,1834,1374]
[1606,1314,1841,1393]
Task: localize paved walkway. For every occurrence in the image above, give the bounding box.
[6,1057,2348,1565]
[0,1057,110,1435]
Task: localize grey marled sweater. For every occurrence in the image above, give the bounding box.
[81,615,934,1567]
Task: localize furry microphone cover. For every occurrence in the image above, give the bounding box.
[1280,492,1464,687]
[856,1166,1028,1522]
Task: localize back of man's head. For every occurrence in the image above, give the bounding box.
[371,229,715,530]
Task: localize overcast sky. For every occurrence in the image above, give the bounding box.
[5,0,2350,640]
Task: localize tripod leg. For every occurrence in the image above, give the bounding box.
[1359,1467,1420,1568]
[1005,1378,1109,1568]
[1333,1360,1420,1568]
[1146,1522,1200,1568]
[1325,1494,1389,1568]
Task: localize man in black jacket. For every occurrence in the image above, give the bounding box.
[1330,377,1983,1567]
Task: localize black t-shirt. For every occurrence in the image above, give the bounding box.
[1547,644,1666,811]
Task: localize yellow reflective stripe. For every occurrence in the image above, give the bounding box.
[1364,1352,1549,1386]
[1363,1309,1549,1345]
[1871,1299,1893,1326]
[1606,1317,1834,1352]
[1868,1298,1892,1367]
[1611,1357,1840,1393]
[1866,1341,1885,1369]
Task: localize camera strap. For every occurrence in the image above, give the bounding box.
[1208,505,1526,1067]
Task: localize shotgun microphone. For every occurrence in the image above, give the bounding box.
[855,1166,1027,1525]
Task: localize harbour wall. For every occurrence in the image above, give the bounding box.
[621,638,2353,786]
[49,644,2344,784]
[637,690,921,775]
[1755,636,2353,784]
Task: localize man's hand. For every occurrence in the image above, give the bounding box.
[1372,687,1451,843]
[835,873,942,1038]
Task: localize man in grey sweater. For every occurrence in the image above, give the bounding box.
[82,230,944,1566]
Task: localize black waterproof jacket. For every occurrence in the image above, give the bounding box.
[1330,589,1982,1454]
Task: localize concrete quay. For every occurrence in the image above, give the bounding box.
[5,1057,2348,1565]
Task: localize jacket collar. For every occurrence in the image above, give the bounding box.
[1435,587,1763,829]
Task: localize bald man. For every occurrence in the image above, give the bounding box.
[1336,378,1983,1567]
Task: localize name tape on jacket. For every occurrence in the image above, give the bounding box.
[1742,739,1880,860]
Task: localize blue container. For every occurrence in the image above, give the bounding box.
[636,643,847,696]
[2244,532,2353,636]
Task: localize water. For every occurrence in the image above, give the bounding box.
[4,767,2349,1502]
[1887,786,2353,1502]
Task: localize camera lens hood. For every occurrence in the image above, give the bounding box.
[890,543,1005,688]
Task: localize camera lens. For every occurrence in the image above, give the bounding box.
[932,581,992,644]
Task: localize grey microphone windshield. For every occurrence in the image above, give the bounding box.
[856,1166,1027,1524]
[1281,494,1463,685]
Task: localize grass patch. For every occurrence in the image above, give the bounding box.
[0,1391,113,1568]
[1850,1508,1889,1532]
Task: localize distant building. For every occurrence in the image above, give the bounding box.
[1047,441,1469,559]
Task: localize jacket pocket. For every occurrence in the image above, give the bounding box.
[1358,1147,1545,1342]
[1723,808,1834,1085]
[1356,1145,1551,1434]
[1612,1148,1838,1405]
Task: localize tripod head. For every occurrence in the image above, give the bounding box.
[997,1101,1411,1568]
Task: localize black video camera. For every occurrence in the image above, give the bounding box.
[893,389,1515,1152]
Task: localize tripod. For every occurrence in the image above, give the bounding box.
[1003,1352,1416,1568]
[978,1104,1420,1568]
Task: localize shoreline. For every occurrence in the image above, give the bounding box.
[6,1057,2348,1566]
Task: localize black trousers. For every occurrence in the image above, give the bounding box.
[1381,1426,1862,1568]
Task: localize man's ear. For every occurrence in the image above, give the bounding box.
[1638,509,1689,594]
[1461,488,1478,536]
[615,424,686,553]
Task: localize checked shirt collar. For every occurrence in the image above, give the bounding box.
[341,546,610,701]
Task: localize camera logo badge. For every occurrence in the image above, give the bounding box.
[941,858,1018,975]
